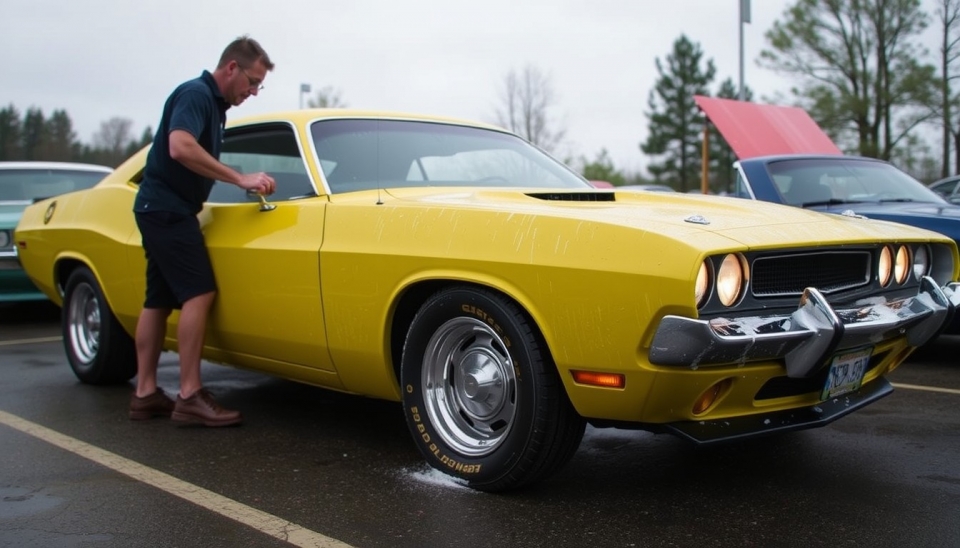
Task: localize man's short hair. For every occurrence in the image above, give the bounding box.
[217,35,274,71]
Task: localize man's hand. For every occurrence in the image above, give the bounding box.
[168,131,276,195]
[236,172,276,195]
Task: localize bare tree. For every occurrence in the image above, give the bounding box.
[307,86,347,108]
[92,117,133,154]
[494,64,565,153]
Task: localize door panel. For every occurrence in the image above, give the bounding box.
[198,123,336,377]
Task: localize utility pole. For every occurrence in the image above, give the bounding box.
[739,0,750,101]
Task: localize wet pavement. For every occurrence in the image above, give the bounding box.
[1,301,959,547]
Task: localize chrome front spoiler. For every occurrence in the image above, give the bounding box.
[649,277,960,378]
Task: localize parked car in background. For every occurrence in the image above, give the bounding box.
[732,154,960,335]
[928,174,960,204]
[14,110,960,491]
[732,154,960,247]
[1,162,112,302]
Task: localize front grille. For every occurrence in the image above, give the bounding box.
[751,251,871,297]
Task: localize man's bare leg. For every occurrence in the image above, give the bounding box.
[176,290,215,398]
[135,307,171,398]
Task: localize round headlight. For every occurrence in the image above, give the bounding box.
[878,245,893,286]
[716,254,745,307]
[695,261,710,308]
[912,245,930,280]
[894,245,910,284]
[0,230,10,248]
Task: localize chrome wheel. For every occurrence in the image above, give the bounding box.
[401,285,585,491]
[421,317,517,457]
[61,267,136,385]
[66,282,101,364]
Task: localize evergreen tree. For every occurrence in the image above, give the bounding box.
[641,35,716,192]
[21,107,47,161]
[579,149,626,186]
[123,126,154,162]
[0,104,22,161]
[46,109,78,161]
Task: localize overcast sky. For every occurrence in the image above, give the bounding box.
[1,1,941,175]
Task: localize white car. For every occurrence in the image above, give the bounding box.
[1,161,112,302]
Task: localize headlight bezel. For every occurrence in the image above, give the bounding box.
[696,253,748,310]
[912,245,930,280]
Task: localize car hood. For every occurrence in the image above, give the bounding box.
[818,201,960,219]
[815,201,960,242]
[382,188,946,248]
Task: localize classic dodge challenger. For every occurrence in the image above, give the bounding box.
[14,110,960,491]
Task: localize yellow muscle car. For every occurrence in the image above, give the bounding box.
[14,110,960,491]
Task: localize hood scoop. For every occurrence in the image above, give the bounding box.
[526,192,616,202]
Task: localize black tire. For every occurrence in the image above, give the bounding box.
[61,267,136,385]
[400,285,585,492]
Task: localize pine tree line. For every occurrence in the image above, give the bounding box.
[0,104,153,168]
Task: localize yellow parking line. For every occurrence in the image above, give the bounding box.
[0,410,353,548]
[892,382,960,396]
[0,336,62,346]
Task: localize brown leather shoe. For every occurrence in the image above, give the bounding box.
[172,388,242,427]
[129,388,175,420]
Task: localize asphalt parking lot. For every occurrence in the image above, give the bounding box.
[1,301,959,548]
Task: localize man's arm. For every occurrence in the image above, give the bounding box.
[169,130,275,194]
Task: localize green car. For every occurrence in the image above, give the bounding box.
[1,162,112,302]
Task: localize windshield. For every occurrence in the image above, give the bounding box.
[0,168,110,202]
[767,158,947,206]
[310,119,590,193]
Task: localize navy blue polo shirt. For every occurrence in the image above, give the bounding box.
[134,70,230,215]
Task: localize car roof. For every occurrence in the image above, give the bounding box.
[229,108,510,134]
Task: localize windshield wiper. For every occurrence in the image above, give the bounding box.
[798,198,853,207]
[876,198,917,203]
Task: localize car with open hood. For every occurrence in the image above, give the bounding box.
[13,109,960,491]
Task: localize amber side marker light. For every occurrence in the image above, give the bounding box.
[572,370,626,389]
[692,378,733,415]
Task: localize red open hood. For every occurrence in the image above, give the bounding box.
[694,95,841,159]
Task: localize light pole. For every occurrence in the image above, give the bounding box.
[739,0,750,101]
[299,83,311,109]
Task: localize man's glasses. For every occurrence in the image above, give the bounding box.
[239,66,265,91]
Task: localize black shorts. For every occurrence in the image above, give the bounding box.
[134,210,217,309]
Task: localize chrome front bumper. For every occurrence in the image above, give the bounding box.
[0,250,22,270]
[649,277,960,378]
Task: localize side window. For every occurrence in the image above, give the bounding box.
[207,125,315,204]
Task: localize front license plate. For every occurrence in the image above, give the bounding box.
[820,347,871,401]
